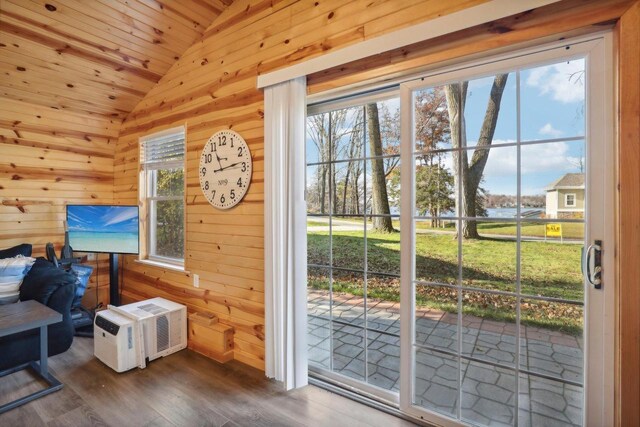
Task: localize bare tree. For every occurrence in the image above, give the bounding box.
[366,103,394,232]
[445,74,508,239]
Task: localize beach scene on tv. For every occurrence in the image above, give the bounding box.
[67,205,139,254]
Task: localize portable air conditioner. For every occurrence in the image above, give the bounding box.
[116,297,188,362]
[94,297,187,372]
[94,309,141,373]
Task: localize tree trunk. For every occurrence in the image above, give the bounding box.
[445,74,508,239]
[366,103,394,232]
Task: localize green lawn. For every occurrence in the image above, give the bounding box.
[308,229,584,334]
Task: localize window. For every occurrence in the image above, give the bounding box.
[140,127,185,265]
[565,193,576,207]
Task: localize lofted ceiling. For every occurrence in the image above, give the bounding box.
[0,0,231,121]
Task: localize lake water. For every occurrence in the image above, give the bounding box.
[69,231,139,254]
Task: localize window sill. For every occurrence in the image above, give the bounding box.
[135,258,188,274]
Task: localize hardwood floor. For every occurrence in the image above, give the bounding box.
[0,337,417,426]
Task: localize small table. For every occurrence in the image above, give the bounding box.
[0,300,64,414]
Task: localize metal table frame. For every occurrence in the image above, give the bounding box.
[0,300,64,414]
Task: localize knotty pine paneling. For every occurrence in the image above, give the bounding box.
[0,96,115,309]
[114,0,489,371]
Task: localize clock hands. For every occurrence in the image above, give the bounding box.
[214,152,227,169]
[213,161,243,173]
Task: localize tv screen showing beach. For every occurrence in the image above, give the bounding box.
[67,205,139,254]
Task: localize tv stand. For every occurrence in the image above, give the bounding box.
[109,253,120,306]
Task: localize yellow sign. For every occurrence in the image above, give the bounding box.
[546,223,562,237]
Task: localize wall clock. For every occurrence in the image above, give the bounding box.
[199,130,252,209]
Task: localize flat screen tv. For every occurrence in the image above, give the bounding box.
[67,205,140,254]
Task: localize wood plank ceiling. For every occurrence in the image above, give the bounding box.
[0,0,232,121]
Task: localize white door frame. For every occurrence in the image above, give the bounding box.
[398,33,615,426]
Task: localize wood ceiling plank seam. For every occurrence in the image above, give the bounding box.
[0,143,115,165]
[0,23,163,83]
[165,0,297,81]
[0,67,142,110]
[0,104,121,134]
[47,0,196,57]
[92,0,203,46]
[0,87,130,119]
[0,126,116,153]
[0,43,154,94]
[2,152,116,172]
[0,135,116,159]
[8,1,180,65]
[201,0,296,40]
[135,0,216,33]
[2,2,175,72]
[0,119,117,143]
[362,0,487,39]
[135,0,218,33]
[0,167,113,183]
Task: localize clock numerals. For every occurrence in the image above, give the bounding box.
[230,189,236,200]
[230,137,234,148]
[237,146,243,157]
[218,135,227,146]
[211,190,216,200]
[204,153,213,164]
[204,181,209,191]
[209,141,216,152]
[201,167,207,177]
[241,162,247,172]
[237,177,242,187]
[220,194,226,204]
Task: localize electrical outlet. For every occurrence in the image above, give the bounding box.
[86,253,96,261]
[193,273,199,288]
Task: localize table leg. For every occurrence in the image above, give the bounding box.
[40,325,48,375]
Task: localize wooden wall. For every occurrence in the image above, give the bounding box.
[114,0,488,371]
[0,97,117,306]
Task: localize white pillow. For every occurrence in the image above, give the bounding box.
[0,255,36,276]
[0,292,19,305]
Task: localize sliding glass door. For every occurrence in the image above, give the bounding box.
[307,35,613,427]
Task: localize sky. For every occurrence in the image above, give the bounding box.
[306,57,586,197]
[67,205,139,234]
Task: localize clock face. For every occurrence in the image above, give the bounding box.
[199,130,252,209]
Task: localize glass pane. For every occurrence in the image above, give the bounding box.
[367,226,400,276]
[520,58,586,142]
[153,167,184,197]
[459,145,517,220]
[306,164,331,214]
[332,161,365,215]
[332,323,365,381]
[462,291,517,366]
[463,71,517,147]
[308,267,331,369]
[152,199,183,259]
[461,359,516,426]
[364,98,400,157]
[521,140,585,218]
[307,216,330,267]
[413,84,455,152]
[334,107,365,162]
[415,284,458,352]
[306,112,328,165]
[462,222,516,292]
[414,348,459,418]
[366,273,400,335]
[367,330,400,392]
[520,221,584,300]
[519,373,583,427]
[331,271,365,328]
[521,298,583,383]
[414,151,456,218]
[367,156,400,217]
[331,216,365,271]
[415,219,459,286]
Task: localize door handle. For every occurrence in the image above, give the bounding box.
[584,240,602,289]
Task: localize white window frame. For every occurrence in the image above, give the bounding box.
[565,193,577,207]
[139,126,186,267]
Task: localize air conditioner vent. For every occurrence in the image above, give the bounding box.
[138,303,168,315]
[156,315,169,352]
